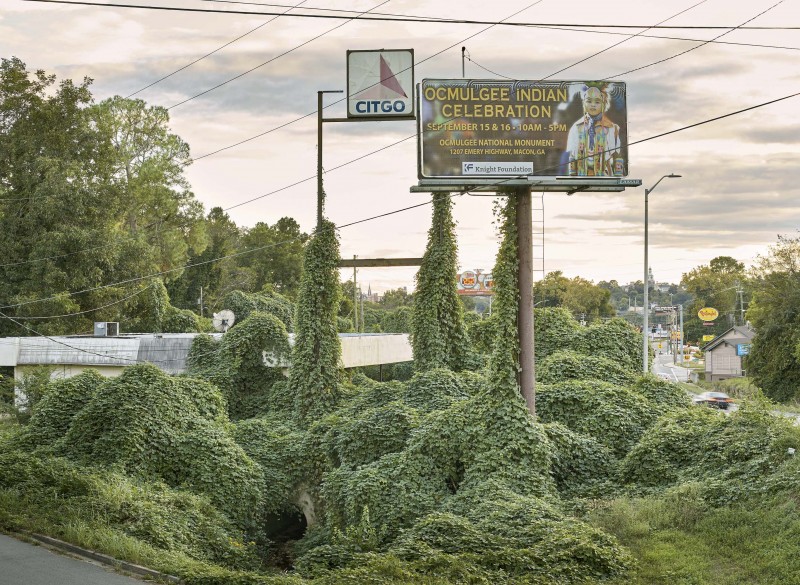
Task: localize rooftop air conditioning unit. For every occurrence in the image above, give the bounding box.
[94,322,119,337]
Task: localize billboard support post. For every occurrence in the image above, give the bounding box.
[516,187,536,416]
[317,90,344,229]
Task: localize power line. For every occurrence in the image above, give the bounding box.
[10,282,153,320]
[605,0,784,79]
[126,0,309,99]
[3,87,799,314]
[167,0,391,110]
[189,0,545,161]
[464,0,709,81]
[20,0,800,29]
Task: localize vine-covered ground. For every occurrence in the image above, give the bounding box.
[2,202,800,583]
[3,305,800,583]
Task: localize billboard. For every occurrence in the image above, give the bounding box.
[457,269,494,296]
[418,79,628,179]
[347,49,415,119]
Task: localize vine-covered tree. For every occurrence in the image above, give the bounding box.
[747,235,800,402]
[412,193,469,370]
[289,220,342,422]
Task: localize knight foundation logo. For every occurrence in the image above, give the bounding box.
[347,49,414,118]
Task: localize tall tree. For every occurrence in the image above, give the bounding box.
[290,219,341,423]
[681,256,748,342]
[237,217,307,298]
[746,235,800,402]
[533,271,615,320]
[0,60,207,335]
[412,193,469,371]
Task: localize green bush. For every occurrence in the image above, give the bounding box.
[55,364,262,528]
[20,369,104,448]
[537,380,657,456]
[537,349,637,387]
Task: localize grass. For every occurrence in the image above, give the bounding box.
[590,491,800,585]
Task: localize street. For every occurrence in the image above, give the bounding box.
[0,534,147,585]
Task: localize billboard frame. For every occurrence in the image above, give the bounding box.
[416,78,628,181]
[346,49,416,121]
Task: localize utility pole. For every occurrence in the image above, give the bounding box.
[316,90,344,229]
[516,187,536,417]
[198,286,204,318]
[353,256,358,332]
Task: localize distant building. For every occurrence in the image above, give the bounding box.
[702,325,755,382]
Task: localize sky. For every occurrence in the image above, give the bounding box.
[1,0,799,292]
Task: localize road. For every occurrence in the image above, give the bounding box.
[0,534,147,585]
[651,344,693,383]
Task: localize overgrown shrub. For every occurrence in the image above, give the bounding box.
[537,380,657,456]
[537,349,637,387]
[56,364,262,528]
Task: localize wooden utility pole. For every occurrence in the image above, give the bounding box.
[516,187,536,416]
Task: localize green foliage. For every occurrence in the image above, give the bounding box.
[630,375,693,410]
[221,289,295,332]
[236,217,308,298]
[53,364,262,528]
[0,450,262,569]
[412,193,470,371]
[537,349,636,387]
[542,422,618,496]
[290,220,342,423]
[620,402,800,496]
[12,365,55,419]
[533,307,581,361]
[534,270,616,320]
[19,370,103,446]
[746,236,800,401]
[487,196,521,393]
[187,312,291,420]
[402,368,477,412]
[231,418,308,517]
[536,380,656,456]
[575,318,642,373]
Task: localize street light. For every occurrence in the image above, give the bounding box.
[643,173,681,374]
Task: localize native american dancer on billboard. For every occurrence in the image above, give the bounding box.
[566,83,624,177]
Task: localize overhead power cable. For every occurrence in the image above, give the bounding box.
[126,0,308,99]
[3,87,799,314]
[189,0,545,161]
[167,0,391,110]
[20,0,800,29]
[606,0,784,79]
[464,0,709,80]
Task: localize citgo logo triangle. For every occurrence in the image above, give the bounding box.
[355,55,408,100]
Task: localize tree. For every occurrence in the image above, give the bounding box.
[237,217,307,298]
[681,256,748,343]
[412,193,469,371]
[167,207,244,313]
[0,60,208,335]
[533,271,615,321]
[746,235,800,402]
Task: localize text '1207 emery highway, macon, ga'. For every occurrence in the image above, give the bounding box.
[418,79,628,179]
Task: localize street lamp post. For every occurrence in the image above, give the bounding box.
[643,174,681,374]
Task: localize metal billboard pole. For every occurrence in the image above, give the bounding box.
[516,187,536,416]
[317,90,344,229]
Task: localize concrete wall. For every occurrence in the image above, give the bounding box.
[339,334,412,368]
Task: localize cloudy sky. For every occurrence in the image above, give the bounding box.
[2,0,798,291]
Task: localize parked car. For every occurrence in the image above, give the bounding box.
[693,391,734,410]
